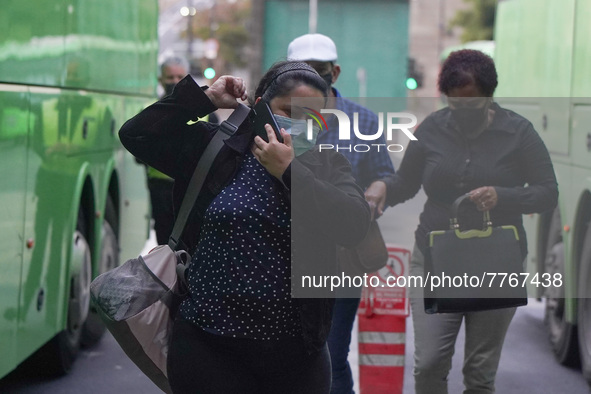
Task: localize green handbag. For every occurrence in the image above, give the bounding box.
[424,194,528,314]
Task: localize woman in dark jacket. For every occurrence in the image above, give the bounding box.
[119,61,371,394]
[380,50,558,393]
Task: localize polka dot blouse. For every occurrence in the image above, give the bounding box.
[178,151,301,340]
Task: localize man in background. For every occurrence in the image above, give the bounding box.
[159,56,190,97]
[288,34,396,394]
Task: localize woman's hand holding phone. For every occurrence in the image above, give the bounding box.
[252,124,293,180]
[252,100,284,143]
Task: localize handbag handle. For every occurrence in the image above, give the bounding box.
[449,193,492,230]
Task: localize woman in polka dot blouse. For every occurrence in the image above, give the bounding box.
[119,61,371,394]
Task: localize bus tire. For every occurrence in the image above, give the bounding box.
[544,208,580,366]
[81,195,119,347]
[578,225,591,385]
[37,206,91,375]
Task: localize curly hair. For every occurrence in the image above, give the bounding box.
[253,60,328,104]
[438,49,498,97]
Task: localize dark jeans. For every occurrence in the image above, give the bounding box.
[327,293,362,394]
[168,318,332,394]
[147,178,174,245]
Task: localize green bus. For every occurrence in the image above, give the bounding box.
[494,0,591,385]
[0,0,156,378]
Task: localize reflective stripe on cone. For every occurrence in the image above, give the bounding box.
[357,245,410,394]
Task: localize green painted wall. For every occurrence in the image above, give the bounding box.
[263,0,409,98]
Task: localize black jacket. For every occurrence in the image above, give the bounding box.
[384,103,558,257]
[119,75,371,352]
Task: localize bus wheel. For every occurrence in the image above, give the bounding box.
[81,195,119,347]
[545,208,579,366]
[578,226,591,385]
[40,207,92,375]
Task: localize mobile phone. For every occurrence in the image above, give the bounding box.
[250,100,284,143]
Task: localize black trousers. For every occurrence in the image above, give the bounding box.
[147,178,174,245]
[167,318,331,394]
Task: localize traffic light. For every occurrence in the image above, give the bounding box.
[406,57,423,90]
[203,67,216,79]
[406,77,418,90]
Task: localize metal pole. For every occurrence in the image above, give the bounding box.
[438,0,445,57]
[357,67,367,105]
[187,0,193,59]
[248,0,265,88]
[309,0,318,34]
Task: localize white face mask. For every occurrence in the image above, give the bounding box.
[274,114,320,156]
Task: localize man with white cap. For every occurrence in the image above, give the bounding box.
[287,33,340,88]
[288,33,396,394]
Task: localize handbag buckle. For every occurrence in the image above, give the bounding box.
[219,120,238,136]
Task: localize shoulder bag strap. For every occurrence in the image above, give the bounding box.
[168,103,251,251]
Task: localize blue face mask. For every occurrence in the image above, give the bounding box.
[274,114,320,156]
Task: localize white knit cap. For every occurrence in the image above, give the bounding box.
[287,34,338,62]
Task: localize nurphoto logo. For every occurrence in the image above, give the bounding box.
[303,108,418,153]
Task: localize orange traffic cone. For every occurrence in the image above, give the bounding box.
[357,245,410,394]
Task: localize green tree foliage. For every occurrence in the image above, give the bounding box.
[449,0,497,43]
[217,24,249,68]
[187,1,250,70]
